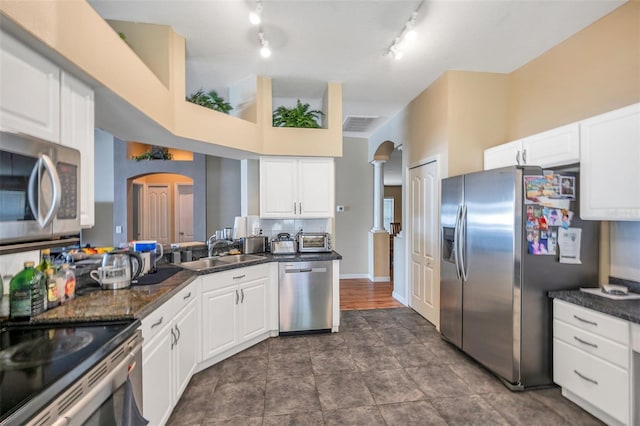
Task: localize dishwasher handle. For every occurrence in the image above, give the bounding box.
[284,267,326,274]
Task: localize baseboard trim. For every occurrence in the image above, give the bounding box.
[392,291,407,305]
[339,273,369,279]
[371,276,391,282]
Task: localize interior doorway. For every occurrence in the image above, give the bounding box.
[128,173,194,244]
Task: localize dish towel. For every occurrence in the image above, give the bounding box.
[122,375,149,426]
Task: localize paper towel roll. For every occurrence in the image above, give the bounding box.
[246,215,260,236]
[233,216,247,239]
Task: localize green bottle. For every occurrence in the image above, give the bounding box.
[10,261,42,319]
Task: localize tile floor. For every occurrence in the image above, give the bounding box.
[167,308,604,425]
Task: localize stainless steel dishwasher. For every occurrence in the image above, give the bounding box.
[279,260,332,334]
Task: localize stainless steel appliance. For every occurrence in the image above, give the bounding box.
[0,132,81,246]
[0,321,144,425]
[279,261,332,334]
[440,166,599,389]
[241,236,267,254]
[297,232,331,253]
[271,233,297,255]
[90,250,143,290]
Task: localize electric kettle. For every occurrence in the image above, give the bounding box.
[90,250,143,289]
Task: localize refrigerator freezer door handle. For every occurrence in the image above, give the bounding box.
[453,205,462,280]
[459,204,468,282]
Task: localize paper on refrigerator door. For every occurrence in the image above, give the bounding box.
[558,228,582,264]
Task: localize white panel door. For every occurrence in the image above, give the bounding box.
[201,285,238,359]
[298,158,334,217]
[580,103,640,220]
[60,72,94,227]
[146,184,170,244]
[175,184,194,242]
[0,31,60,143]
[173,299,198,402]
[484,140,522,170]
[522,123,579,168]
[409,161,439,327]
[260,157,297,217]
[239,278,268,342]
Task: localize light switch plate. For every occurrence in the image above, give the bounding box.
[115,225,122,234]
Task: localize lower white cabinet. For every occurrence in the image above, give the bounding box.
[142,280,200,426]
[553,299,631,426]
[201,264,269,360]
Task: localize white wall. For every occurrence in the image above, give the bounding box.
[610,222,640,281]
[335,137,373,277]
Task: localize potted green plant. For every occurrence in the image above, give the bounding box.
[272,100,324,128]
[131,146,173,161]
[186,89,233,114]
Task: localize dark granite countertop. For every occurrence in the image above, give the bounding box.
[3,251,341,325]
[549,289,640,324]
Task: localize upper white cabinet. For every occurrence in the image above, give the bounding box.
[260,157,334,218]
[61,72,95,228]
[0,31,60,143]
[0,31,96,228]
[484,123,579,170]
[580,103,640,220]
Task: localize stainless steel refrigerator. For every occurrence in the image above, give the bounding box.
[440,165,599,390]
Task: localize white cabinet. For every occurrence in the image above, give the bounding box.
[201,264,270,360]
[0,32,96,227]
[484,123,579,170]
[260,157,334,218]
[0,31,60,143]
[61,72,95,227]
[579,103,640,220]
[553,299,631,426]
[142,280,200,426]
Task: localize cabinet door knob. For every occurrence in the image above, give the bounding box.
[516,151,521,165]
[175,324,181,343]
[235,290,239,304]
[522,149,527,164]
[151,316,164,329]
[170,327,176,349]
[240,289,245,303]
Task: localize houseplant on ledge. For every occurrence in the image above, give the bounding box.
[272,99,324,128]
[186,89,233,114]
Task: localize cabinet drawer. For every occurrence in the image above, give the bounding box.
[173,279,200,314]
[141,298,174,342]
[554,320,628,370]
[201,264,269,292]
[554,339,629,424]
[554,299,629,345]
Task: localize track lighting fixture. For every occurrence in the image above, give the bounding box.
[259,31,271,58]
[249,0,263,25]
[387,2,423,60]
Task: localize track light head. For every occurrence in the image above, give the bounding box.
[259,32,271,58]
[249,0,263,25]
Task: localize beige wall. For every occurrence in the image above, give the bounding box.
[508,2,640,141]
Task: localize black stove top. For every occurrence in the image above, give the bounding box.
[0,320,139,424]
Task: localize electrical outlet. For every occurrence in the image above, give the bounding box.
[336,205,345,212]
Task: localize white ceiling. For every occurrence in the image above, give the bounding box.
[88,0,624,138]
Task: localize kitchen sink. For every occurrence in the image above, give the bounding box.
[180,254,266,271]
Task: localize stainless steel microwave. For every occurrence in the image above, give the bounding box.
[0,132,81,244]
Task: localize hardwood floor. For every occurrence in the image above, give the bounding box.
[340,278,405,310]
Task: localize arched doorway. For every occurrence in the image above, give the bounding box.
[128,173,194,244]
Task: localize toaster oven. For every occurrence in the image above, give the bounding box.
[298,233,331,253]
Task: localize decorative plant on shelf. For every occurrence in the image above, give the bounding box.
[131,145,173,161]
[272,99,324,128]
[186,89,233,114]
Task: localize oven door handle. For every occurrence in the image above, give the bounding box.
[51,341,143,426]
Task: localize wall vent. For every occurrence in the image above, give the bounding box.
[343,115,379,133]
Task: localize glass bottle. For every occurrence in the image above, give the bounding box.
[9,261,42,319]
[36,248,54,273]
[61,264,76,302]
[45,267,60,309]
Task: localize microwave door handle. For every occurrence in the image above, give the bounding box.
[29,154,62,228]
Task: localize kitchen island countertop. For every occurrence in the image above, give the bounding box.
[7,251,341,325]
[549,289,640,324]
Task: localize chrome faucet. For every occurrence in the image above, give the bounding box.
[207,235,231,257]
